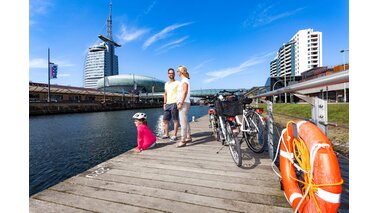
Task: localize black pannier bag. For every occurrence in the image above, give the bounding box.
[215,99,243,117]
[242,97,252,104]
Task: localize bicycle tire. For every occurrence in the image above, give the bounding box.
[212,119,221,142]
[243,112,266,153]
[226,121,242,167]
[215,119,224,144]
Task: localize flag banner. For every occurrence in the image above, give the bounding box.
[50,64,58,79]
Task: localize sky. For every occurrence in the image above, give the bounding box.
[29,0,349,90]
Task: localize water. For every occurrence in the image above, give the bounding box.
[29,105,208,196]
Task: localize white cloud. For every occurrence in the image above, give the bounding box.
[117,24,149,44]
[143,22,193,49]
[57,73,71,77]
[29,58,75,69]
[29,0,54,26]
[30,0,54,16]
[204,52,275,83]
[144,0,157,15]
[192,59,214,73]
[155,36,189,52]
[243,4,305,28]
[29,58,46,69]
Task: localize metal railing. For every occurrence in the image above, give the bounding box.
[251,70,349,160]
[253,70,349,99]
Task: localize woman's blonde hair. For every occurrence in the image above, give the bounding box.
[178,65,190,79]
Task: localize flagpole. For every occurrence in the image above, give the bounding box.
[48,48,50,103]
[103,74,106,103]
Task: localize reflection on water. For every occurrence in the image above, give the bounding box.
[154,114,165,137]
[29,105,208,196]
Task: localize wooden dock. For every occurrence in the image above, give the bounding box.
[29,115,294,212]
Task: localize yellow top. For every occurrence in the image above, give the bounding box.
[165,80,179,104]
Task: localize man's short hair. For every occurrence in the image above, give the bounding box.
[168,68,175,73]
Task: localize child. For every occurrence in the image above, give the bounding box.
[133,112,156,153]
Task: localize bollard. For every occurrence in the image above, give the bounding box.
[192,116,196,122]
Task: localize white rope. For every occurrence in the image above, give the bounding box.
[271,128,285,178]
[271,128,308,178]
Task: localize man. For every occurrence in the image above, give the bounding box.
[162,68,180,141]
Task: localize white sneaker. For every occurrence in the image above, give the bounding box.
[161,135,169,139]
[170,136,178,142]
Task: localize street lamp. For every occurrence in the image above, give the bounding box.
[340,49,349,70]
[340,49,349,102]
[272,79,283,103]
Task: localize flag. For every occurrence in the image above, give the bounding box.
[50,63,58,79]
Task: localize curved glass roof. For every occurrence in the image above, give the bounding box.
[97,74,165,93]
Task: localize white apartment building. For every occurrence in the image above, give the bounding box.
[83,43,119,88]
[271,28,322,77]
[270,55,278,76]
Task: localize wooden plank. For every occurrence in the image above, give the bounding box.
[63,175,291,213]
[29,199,92,213]
[102,161,279,188]
[103,169,282,195]
[114,153,275,174]
[89,160,277,183]
[31,189,158,213]
[109,156,276,177]
[138,146,274,164]
[71,173,290,208]
[50,181,231,213]
[29,114,294,212]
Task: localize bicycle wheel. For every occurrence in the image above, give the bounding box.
[243,112,266,153]
[212,118,221,141]
[226,121,242,167]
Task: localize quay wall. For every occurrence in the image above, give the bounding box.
[29,102,163,115]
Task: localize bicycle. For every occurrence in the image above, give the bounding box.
[235,97,267,153]
[207,100,220,141]
[213,90,243,167]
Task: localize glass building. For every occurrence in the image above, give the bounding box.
[84,43,119,88]
[83,1,120,88]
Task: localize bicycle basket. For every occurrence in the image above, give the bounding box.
[242,98,252,104]
[215,99,243,116]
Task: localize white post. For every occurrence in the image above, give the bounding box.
[340,49,349,103]
[284,74,287,103]
[47,48,50,103]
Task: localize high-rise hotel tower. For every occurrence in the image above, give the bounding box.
[84,1,121,88]
[270,28,322,77]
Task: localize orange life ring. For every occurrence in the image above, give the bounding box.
[279,120,343,212]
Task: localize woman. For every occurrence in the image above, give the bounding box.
[176,65,192,148]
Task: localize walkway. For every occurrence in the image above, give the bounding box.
[29,115,293,212]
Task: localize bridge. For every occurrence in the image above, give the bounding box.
[190,89,248,98]
[138,89,249,100]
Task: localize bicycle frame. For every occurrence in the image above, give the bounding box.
[236,108,261,134]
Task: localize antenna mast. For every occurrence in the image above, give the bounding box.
[107,0,112,40]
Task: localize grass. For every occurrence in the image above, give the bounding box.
[258,103,349,157]
[258,103,349,126]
